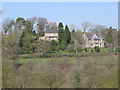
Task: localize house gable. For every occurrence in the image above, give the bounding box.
[44,28,58,41]
[82,32,105,48]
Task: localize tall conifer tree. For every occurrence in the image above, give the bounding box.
[64,25,71,44]
[58,22,64,44]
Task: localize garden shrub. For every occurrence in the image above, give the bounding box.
[67,44,75,52]
[91,49,94,52]
[85,48,88,52]
[94,46,100,52]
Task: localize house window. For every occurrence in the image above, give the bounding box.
[91,43,93,46]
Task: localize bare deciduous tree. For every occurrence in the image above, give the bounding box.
[37,17,47,36]
[70,24,77,31]
[2,18,15,34]
[48,21,57,30]
[81,21,90,32]
[0,9,3,17]
[70,30,83,53]
[95,25,106,31]
[26,16,37,25]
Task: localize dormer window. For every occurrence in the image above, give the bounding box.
[93,34,97,38]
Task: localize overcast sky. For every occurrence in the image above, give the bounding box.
[2,2,118,29]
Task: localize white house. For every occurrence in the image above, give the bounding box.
[39,25,58,41]
[44,29,58,41]
[82,32,106,48]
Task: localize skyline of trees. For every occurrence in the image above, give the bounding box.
[2,16,119,55]
[2,17,118,35]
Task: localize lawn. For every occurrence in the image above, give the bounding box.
[19,56,78,64]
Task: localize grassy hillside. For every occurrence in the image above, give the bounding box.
[3,55,118,88]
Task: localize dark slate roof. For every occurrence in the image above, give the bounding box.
[85,33,103,40]
[86,33,93,39]
[96,33,102,38]
[45,29,58,33]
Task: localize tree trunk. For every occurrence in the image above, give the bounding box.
[75,46,78,54]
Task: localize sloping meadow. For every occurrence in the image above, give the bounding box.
[2,55,118,88]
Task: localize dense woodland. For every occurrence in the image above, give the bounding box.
[2,16,119,88]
